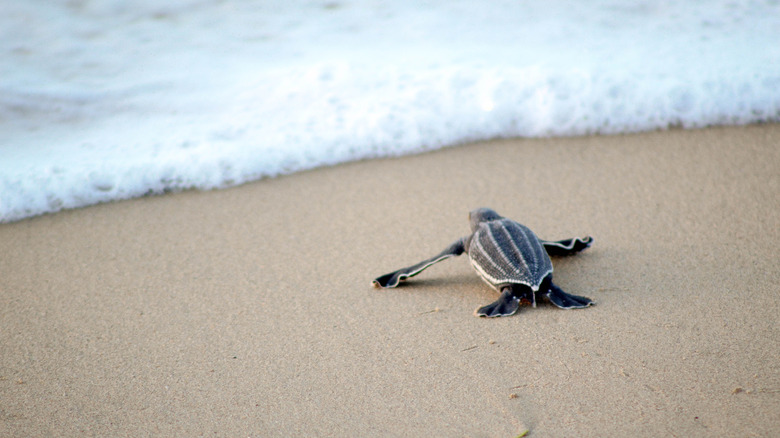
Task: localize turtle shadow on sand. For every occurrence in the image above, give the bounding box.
[373,208,595,318]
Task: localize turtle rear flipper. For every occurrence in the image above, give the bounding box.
[475,288,520,317]
[540,236,593,256]
[546,282,594,309]
[373,238,466,288]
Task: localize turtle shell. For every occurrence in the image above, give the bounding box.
[467,218,553,291]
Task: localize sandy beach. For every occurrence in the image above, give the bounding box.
[1,124,778,437]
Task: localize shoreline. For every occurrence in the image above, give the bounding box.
[1,124,778,436]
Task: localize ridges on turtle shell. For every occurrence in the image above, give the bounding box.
[467,219,552,291]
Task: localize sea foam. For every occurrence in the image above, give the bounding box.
[2,0,779,222]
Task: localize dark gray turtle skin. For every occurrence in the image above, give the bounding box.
[373,208,594,317]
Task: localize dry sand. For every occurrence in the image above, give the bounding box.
[1,124,778,437]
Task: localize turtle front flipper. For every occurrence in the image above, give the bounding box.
[373,238,466,288]
[540,236,593,256]
[545,282,594,309]
[474,287,521,317]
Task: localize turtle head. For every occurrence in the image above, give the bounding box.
[469,208,502,232]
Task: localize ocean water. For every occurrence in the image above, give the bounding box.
[2,1,779,222]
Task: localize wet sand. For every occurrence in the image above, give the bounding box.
[1,124,778,436]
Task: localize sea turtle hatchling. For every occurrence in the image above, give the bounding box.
[373,208,594,317]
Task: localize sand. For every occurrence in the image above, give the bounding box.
[1,124,778,437]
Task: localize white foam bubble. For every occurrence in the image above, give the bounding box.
[2,1,779,222]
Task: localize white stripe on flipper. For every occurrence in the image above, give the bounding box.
[403,254,456,278]
[543,237,590,250]
[547,240,574,249]
[375,252,458,287]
